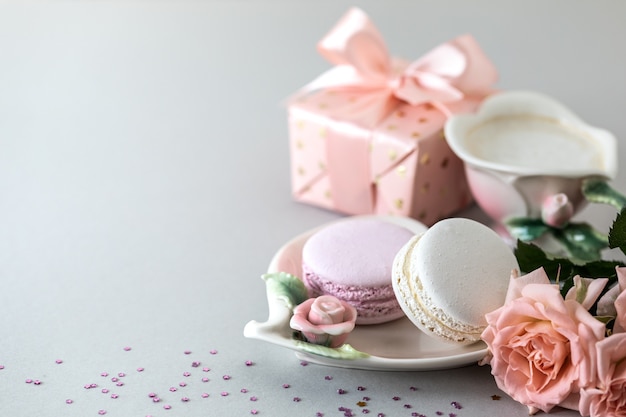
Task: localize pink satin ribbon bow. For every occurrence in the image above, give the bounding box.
[293,8,497,215]
[306,7,498,116]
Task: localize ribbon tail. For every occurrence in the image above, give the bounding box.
[448,34,498,96]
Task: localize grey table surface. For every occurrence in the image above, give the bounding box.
[1,1,625,416]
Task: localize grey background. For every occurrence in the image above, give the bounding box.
[1,1,624,416]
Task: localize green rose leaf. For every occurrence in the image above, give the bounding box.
[608,208,626,257]
[294,341,369,360]
[514,240,575,280]
[505,217,550,242]
[261,272,309,310]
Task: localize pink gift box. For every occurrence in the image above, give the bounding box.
[287,8,498,225]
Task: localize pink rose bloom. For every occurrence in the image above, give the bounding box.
[481,269,606,414]
[579,333,626,417]
[290,295,357,348]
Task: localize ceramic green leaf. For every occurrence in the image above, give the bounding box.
[505,217,550,241]
[261,272,309,310]
[554,222,608,262]
[294,341,370,360]
[582,178,626,210]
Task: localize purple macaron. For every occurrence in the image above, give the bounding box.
[302,218,414,325]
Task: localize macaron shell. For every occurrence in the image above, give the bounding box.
[392,218,519,343]
[302,219,415,287]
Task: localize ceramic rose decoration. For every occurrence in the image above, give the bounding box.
[290,295,357,348]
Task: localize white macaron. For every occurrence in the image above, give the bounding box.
[392,218,518,344]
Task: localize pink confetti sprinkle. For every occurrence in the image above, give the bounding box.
[191,361,201,367]
[392,396,400,401]
[220,391,229,397]
[404,404,412,409]
[65,399,73,404]
[169,387,177,392]
[451,401,462,409]
[293,397,301,402]
[25,379,33,384]
[241,388,249,393]
[181,397,189,402]
[337,389,346,394]
[184,350,192,355]
[201,393,209,398]
[282,384,290,389]
[33,380,42,385]
[300,361,308,366]
[245,360,254,366]
[152,397,161,403]
[410,386,418,391]
[250,396,258,402]
[202,367,210,372]
[0,365,5,370]
[123,347,131,351]
[98,410,107,415]
[251,410,258,415]
[118,372,126,378]
[357,386,366,391]
[55,359,63,364]
[111,394,119,399]
[116,382,124,387]
[324,376,333,380]
[101,372,109,377]
[163,404,171,410]
[210,349,218,354]
[201,377,209,382]
[179,382,187,387]
[223,375,231,380]
[183,372,191,377]
[102,389,109,394]
[148,392,157,398]
[111,377,119,382]
[137,367,144,372]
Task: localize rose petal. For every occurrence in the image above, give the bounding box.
[565,276,608,310]
[506,268,552,303]
[617,266,626,291]
[597,284,621,317]
[615,289,626,333]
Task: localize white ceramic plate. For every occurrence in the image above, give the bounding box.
[243,215,489,371]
